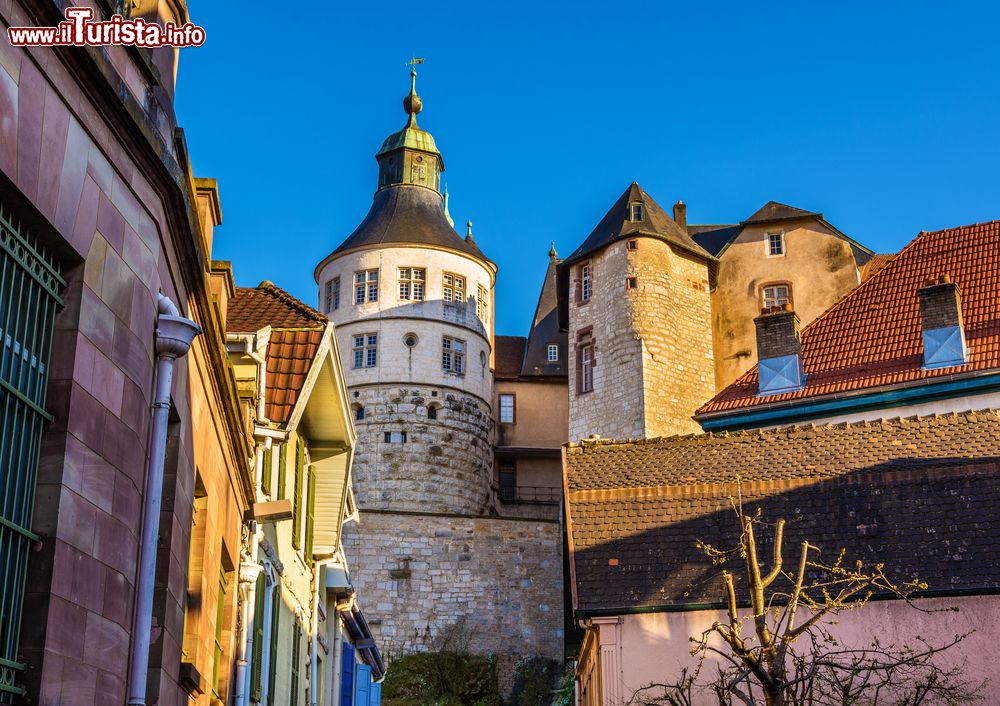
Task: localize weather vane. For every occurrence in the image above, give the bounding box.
[407,56,425,71]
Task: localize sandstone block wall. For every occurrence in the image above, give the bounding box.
[351,384,493,514]
[342,512,564,662]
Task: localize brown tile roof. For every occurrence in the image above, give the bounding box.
[565,411,1000,614]
[227,282,328,424]
[698,221,1000,416]
[860,252,896,281]
[226,281,328,332]
[494,335,526,380]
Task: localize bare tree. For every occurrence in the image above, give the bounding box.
[630,500,983,706]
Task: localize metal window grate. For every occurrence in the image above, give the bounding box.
[0,200,64,701]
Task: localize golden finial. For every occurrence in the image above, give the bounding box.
[404,57,424,120]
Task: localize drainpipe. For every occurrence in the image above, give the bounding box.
[127,294,201,706]
[312,556,338,706]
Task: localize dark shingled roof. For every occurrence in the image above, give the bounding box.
[742,200,821,225]
[689,224,741,258]
[494,336,527,380]
[227,282,327,424]
[565,411,1000,614]
[521,256,567,377]
[320,184,491,266]
[563,183,713,266]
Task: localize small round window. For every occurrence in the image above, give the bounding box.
[404,333,419,348]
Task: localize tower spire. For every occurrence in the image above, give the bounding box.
[404,57,424,126]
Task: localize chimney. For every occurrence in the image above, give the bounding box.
[754,304,805,395]
[918,275,968,369]
[672,200,687,230]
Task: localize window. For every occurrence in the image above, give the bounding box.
[627,239,638,251]
[213,564,229,699]
[398,267,425,300]
[580,263,592,302]
[355,406,365,421]
[427,405,438,420]
[403,332,418,348]
[261,445,273,495]
[629,202,645,222]
[304,466,316,563]
[353,333,378,368]
[442,336,465,374]
[498,393,515,423]
[547,344,559,362]
[325,276,340,312]
[354,269,378,304]
[276,444,287,499]
[767,232,784,257]
[762,284,791,310]
[443,272,465,306]
[578,343,595,393]
[626,277,638,290]
[477,284,489,322]
[384,431,407,443]
[289,620,301,706]
[498,459,516,502]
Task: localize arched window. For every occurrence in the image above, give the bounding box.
[354,406,365,421]
[427,405,438,420]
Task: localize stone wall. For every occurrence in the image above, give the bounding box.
[351,383,493,514]
[342,511,564,662]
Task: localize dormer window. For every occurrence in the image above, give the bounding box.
[629,202,645,222]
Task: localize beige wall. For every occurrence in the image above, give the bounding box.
[495,379,568,449]
[800,389,1000,427]
[711,221,861,389]
[582,596,1000,705]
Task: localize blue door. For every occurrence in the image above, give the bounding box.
[355,664,372,705]
[340,643,356,706]
[369,681,382,706]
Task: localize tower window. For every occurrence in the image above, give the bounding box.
[354,269,379,304]
[355,406,365,421]
[427,405,438,420]
[477,284,489,322]
[384,431,407,443]
[498,393,515,423]
[578,343,595,394]
[767,232,785,257]
[629,202,645,222]
[443,273,466,306]
[627,239,638,251]
[498,459,516,502]
[442,336,465,374]
[761,283,792,310]
[579,263,592,303]
[352,333,378,368]
[547,344,559,362]
[403,333,419,348]
[325,276,340,312]
[398,267,426,301]
[626,277,638,290]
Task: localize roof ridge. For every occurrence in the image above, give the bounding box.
[257,280,327,326]
[569,409,1000,452]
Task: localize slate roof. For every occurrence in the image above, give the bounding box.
[688,224,741,258]
[319,184,491,268]
[494,335,527,380]
[521,256,567,377]
[742,200,821,225]
[227,282,327,424]
[564,410,1000,614]
[697,220,1000,416]
[562,183,713,266]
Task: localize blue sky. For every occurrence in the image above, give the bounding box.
[176,1,1000,337]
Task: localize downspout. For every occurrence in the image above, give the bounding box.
[312,557,338,706]
[127,294,201,706]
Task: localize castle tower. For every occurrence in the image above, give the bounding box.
[314,67,497,517]
[313,71,564,668]
[559,183,716,441]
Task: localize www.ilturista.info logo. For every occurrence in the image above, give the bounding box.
[7,7,205,47]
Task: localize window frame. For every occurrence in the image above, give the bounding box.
[324,276,341,312]
[766,231,785,257]
[477,283,489,322]
[498,458,517,502]
[760,282,793,311]
[352,333,378,369]
[629,202,645,222]
[578,262,592,303]
[383,431,408,444]
[546,344,559,363]
[442,335,466,374]
[627,239,639,251]
[354,269,379,304]
[626,277,638,290]
[397,267,426,301]
[443,272,466,307]
[576,331,596,395]
[498,393,516,424]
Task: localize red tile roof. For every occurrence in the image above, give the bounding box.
[565,411,1000,613]
[698,221,1000,416]
[227,282,327,424]
[859,252,895,281]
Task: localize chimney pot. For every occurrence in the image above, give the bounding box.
[672,200,687,230]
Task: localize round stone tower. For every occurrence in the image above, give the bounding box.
[314,68,497,516]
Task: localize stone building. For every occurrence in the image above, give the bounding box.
[313,71,563,665]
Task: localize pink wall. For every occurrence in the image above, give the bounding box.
[590,595,1000,705]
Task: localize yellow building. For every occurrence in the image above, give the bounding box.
[227,282,384,706]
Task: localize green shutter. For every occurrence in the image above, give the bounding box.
[250,571,266,701]
[266,586,280,706]
[289,621,301,706]
[277,444,287,499]
[304,467,316,564]
[261,446,273,495]
[292,441,303,550]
